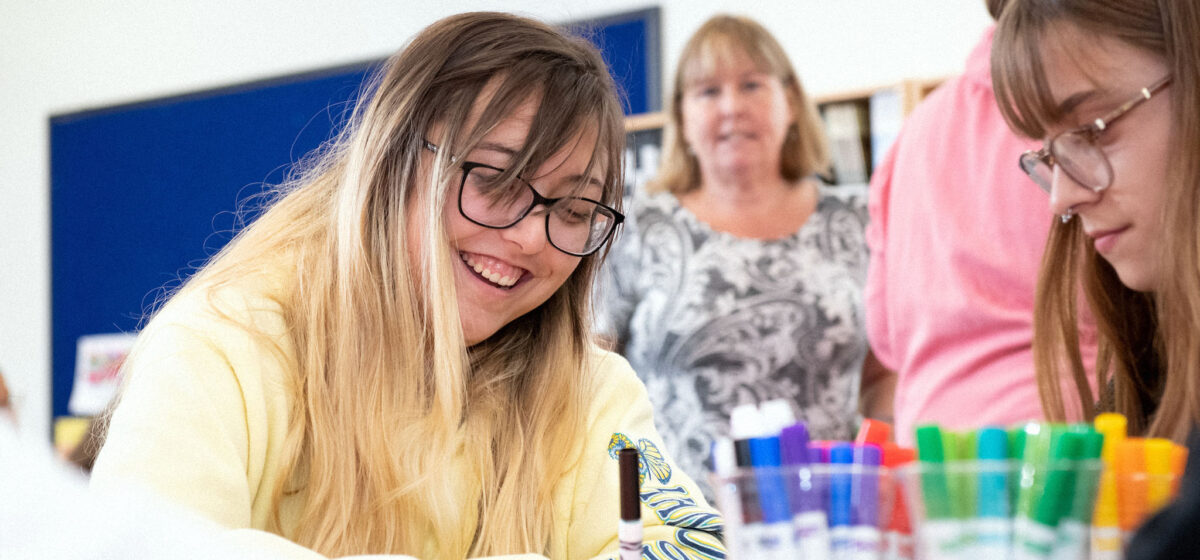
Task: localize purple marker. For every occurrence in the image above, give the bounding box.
[782,422,830,560]
[849,446,888,560]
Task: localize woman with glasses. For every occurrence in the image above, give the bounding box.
[90,12,723,559]
[993,3,1200,556]
[992,0,1199,442]
[598,15,881,495]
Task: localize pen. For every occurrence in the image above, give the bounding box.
[618,447,642,560]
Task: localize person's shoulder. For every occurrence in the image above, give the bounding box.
[138,262,294,363]
[817,182,868,214]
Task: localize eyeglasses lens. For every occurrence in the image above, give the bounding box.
[1053,132,1112,191]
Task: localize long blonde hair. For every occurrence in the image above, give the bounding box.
[649,14,829,195]
[129,12,624,557]
[992,0,1200,440]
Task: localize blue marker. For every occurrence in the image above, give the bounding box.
[782,422,830,560]
[829,443,856,559]
[973,427,1012,559]
[745,432,798,558]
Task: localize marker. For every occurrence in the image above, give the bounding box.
[711,438,744,559]
[1116,438,1148,544]
[618,447,642,560]
[746,431,799,558]
[881,444,915,560]
[730,404,764,526]
[829,443,856,558]
[972,427,1011,560]
[850,444,884,560]
[782,422,830,560]
[915,425,959,560]
[1050,428,1103,560]
[1016,426,1081,560]
[856,419,893,446]
[1091,413,1126,560]
[944,430,976,523]
[1145,438,1174,514]
[1171,443,1188,496]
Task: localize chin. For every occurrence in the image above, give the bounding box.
[1113,266,1157,293]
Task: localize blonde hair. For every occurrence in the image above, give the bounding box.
[649,14,829,195]
[993,0,1200,441]
[122,12,624,557]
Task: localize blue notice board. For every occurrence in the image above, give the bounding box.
[48,9,660,427]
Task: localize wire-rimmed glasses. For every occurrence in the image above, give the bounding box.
[1019,75,1171,194]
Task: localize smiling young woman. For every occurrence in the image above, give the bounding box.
[89,12,722,560]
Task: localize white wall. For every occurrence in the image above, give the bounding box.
[0,0,992,441]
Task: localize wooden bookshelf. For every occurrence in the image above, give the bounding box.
[620,76,948,188]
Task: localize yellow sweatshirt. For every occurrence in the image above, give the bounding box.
[91,273,724,560]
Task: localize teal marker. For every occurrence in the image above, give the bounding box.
[972,427,1012,559]
[915,425,959,559]
[1050,427,1105,560]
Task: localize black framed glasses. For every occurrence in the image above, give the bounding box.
[1019,75,1172,194]
[424,141,624,257]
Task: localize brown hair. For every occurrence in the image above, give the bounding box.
[992,0,1200,440]
[122,12,625,558]
[648,14,829,195]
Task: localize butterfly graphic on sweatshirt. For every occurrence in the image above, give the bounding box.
[607,432,672,485]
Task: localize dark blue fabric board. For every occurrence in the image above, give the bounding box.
[49,64,374,422]
[48,9,660,426]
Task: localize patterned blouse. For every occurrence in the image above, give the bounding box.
[597,184,870,494]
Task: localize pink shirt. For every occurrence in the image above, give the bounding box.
[865,27,1096,444]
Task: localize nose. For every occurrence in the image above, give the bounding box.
[1048,165,1102,217]
[499,210,550,254]
[717,86,744,116]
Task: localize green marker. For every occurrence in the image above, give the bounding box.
[1016,425,1081,559]
[916,425,961,556]
[1051,427,1104,559]
[945,430,977,521]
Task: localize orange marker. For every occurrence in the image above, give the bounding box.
[1116,438,1147,539]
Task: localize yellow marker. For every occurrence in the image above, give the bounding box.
[1145,438,1174,513]
[1091,413,1127,560]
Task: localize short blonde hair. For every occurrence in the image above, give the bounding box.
[648,14,829,195]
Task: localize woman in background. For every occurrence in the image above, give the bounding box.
[91,12,722,559]
[599,14,886,492]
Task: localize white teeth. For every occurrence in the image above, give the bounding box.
[462,253,519,288]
